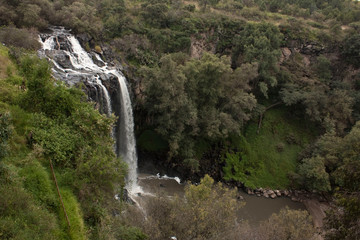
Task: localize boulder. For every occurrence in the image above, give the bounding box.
[263,192,269,198]
[283,190,289,197]
[291,196,299,202]
[247,188,254,195]
[300,42,324,55]
[280,47,292,62]
[50,50,73,69]
[91,52,105,67]
[77,33,92,45]
[275,190,281,197]
[122,189,135,205]
[237,195,244,200]
[102,45,114,61]
[270,193,277,199]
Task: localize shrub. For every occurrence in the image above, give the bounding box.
[276,142,285,152]
[342,33,360,68]
[20,160,57,209]
[0,184,59,240]
[0,27,41,50]
[184,4,196,12]
[0,112,12,160]
[94,45,102,53]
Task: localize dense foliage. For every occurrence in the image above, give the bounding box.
[1,0,360,239]
[141,53,256,170]
[0,46,138,239]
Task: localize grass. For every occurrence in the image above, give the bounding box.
[59,189,87,240]
[224,107,318,189]
[0,44,16,79]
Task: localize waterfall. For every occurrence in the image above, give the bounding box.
[109,70,139,193]
[38,27,140,193]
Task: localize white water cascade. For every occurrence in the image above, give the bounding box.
[38,27,140,194]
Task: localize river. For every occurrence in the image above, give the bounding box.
[137,172,306,225]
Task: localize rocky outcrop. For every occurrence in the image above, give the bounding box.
[300,42,325,55]
[280,47,292,63]
[122,189,135,205]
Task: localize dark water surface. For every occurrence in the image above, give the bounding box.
[237,191,306,224]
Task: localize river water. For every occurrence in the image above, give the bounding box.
[137,173,305,225]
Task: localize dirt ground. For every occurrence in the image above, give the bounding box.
[304,199,330,240]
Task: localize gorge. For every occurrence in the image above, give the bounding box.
[38,27,313,227]
[1,0,359,238]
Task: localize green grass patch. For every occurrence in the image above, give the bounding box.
[20,160,57,209]
[59,188,87,240]
[223,107,318,189]
[0,44,16,79]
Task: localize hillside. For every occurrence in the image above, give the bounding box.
[0,0,359,239]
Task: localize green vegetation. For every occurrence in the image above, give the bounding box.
[141,52,256,170]
[224,108,317,189]
[1,0,360,239]
[0,44,140,239]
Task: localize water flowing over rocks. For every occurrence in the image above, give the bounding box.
[38,26,140,194]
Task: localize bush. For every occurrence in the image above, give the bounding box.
[342,33,360,68]
[184,4,196,12]
[258,207,316,240]
[0,112,12,160]
[0,27,41,50]
[0,184,59,240]
[20,160,57,209]
[276,142,285,152]
[94,45,102,53]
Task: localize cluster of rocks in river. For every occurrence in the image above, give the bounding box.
[244,187,328,203]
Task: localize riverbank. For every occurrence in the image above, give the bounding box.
[304,199,330,240]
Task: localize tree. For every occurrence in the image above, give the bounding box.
[315,55,332,82]
[232,22,281,97]
[58,1,103,36]
[325,190,360,240]
[257,207,316,240]
[141,53,197,165]
[324,122,360,239]
[197,0,220,11]
[141,1,169,28]
[281,83,353,132]
[142,53,257,170]
[298,155,331,192]
[342,33,360,68]
[0,113,12,160]
[129,175,242,240]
